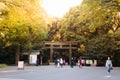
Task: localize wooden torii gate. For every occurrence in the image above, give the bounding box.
[43,41,78,64]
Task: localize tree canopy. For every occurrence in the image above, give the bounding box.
[0,0,120,66]
[0,0,50,64]
[57,0,120,66]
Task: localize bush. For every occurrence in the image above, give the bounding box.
[0,64,7,68]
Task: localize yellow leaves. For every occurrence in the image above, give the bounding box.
[89,24,96,33]
[5,41,12,47]
[105,20,108,24]
[112,12,117,15]
[106,9,111,13]
[96,6,101,10]
[118,3,120,6]
[0,32,5,37]
[111,13,119,31]
[80,44,85,51]
[108,29,114,35]
[51,40,55,42]
[78,44,85,52]
[53,33,61,41]
[84,32,87,35]
[0,2,5,10]
[56,33,61,38]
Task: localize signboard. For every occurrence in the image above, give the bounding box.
[29,54,37,64]
[94,60,97,65]
[86,60,90,64]
[18,61,24,69]
[90,60,93,65]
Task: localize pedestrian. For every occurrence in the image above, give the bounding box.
[105,57,113,74]
[57,59,60,67]
[54,59,57,67]
[60,58,63,68]
[70,57,74,68]
[63,59,66,65]
[79,57,82,68]
[77,59,80,67]
[36,59,39,66]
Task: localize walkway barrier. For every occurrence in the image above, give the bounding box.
[18,61,24,70]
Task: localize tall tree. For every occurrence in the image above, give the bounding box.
[57,0,120,65]
[0,0,49,64]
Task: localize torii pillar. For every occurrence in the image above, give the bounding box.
[69,43,72,64]
[50,45,53,62]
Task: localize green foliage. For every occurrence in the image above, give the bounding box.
[57,0,120,66]
[0,0,48,48]
[0,0,49,64]
[0,64,7,68]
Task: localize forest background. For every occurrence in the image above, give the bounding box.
[0,0,120,66]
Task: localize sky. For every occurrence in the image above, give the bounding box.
[41,0,83,18]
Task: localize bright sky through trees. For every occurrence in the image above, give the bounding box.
[41,0,83,18]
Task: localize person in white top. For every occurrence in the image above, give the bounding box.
[57,59,60,67]
[60,58,63,68]
[105,57,112,74]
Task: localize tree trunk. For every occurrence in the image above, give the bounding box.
[15,45,20,65]
[28,49,32,64]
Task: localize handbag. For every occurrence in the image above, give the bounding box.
[110,67,113,70]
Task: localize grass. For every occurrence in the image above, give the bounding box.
[0,64,7,68]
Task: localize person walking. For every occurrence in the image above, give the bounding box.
[79,57,82,68]
[105,57,113,74]
[63,59,66,65]
[70,58,74,68]
[54,59,58,67]
[57,59,60,67]
[36,59,39,66]
[60,58,63,68]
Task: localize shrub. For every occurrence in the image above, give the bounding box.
[0,64,7,68]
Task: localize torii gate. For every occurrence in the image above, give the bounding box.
[43,41,78,64]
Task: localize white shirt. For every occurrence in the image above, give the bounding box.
[106,60,112,68]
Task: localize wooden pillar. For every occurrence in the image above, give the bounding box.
[50,45,53,62]
[69,43,72,64]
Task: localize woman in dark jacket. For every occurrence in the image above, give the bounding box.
[70,58,74,68]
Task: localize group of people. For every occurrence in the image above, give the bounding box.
[54,58,66,68]
[55,56,113,74]
[70,57,83,68]
[54,57,82,68]
[77,56,113,74]
[78,56,113,74]
[54,57,83,68]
